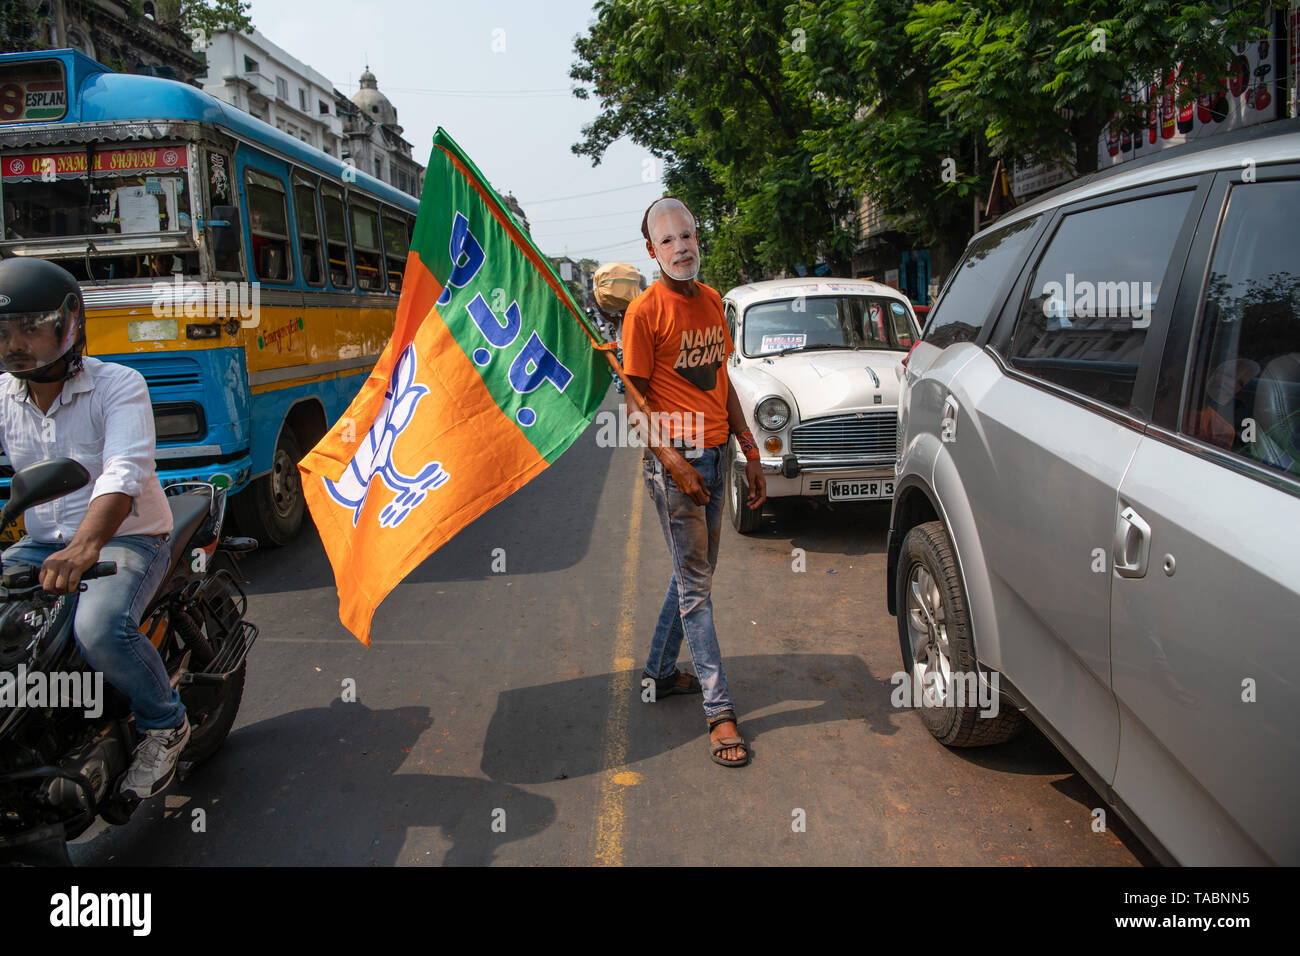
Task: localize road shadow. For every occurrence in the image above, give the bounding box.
[235,404,617,595]
[751,498,890,557]
[480,652,907,784]
[70,700,554,866]
[945,720,1159,866]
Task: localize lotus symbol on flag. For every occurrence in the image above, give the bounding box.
[323,343,450,528]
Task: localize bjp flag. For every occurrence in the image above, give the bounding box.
[298,128,610,644]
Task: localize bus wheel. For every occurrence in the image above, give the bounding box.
[233,428,305,547]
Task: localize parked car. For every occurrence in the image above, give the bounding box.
[721,278,921,533]
[889,117,1300,865]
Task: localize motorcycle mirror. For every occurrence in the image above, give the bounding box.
[0,458,91,529]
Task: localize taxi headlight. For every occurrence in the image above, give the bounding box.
[755,397,790,431]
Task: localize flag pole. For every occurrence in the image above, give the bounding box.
[592,339,689,464]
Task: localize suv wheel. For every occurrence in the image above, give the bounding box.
[897,521,1023,747]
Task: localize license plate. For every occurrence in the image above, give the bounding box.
[827,479,894,501]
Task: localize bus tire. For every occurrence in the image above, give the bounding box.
[233,428,305,547]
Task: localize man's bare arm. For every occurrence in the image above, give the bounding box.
[624,374,708,504]
[40,492,133,594]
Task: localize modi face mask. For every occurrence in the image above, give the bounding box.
[646,199,701,282]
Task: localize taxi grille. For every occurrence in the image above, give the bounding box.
[790,413,897,461]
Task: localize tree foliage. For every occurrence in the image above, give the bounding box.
[785,0,985,266]
[573,2,1277,284]
[171,0,254,36]
[908,0,1273,174]
[571,0,858,288]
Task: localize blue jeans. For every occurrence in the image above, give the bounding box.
[2,534,185,731]
[642,443,734,719]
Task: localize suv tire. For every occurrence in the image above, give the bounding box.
[896,520,1023,747]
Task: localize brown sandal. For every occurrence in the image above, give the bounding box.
[706,710,750,767]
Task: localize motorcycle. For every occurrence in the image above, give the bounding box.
[0,458,259,865]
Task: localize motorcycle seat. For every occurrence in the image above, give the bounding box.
[165,493,212,576]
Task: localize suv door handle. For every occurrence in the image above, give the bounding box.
[1113,505,1151,579]
[941,395,959,442]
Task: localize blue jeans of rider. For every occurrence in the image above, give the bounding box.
[1,534,185,731]
[642,443,734,720]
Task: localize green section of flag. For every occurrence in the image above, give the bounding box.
[412,129,609,464]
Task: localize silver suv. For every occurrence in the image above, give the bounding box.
[889,118,1300,866]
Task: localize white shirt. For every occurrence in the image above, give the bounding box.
[0,357,172,544]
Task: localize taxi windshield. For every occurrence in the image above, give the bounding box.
[742,295,916,356]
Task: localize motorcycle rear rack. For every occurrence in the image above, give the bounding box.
[179,619,257,686]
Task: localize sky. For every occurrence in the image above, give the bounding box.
[248,0,662,280]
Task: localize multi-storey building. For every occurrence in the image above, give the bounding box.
[2,0,202,83]
[334,68,423,198]
[192,27,343,157]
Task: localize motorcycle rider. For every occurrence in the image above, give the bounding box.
[0,257,189,799]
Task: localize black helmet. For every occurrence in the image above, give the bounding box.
[0,257,86,382]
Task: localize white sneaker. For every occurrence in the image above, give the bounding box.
[120,716,191,799]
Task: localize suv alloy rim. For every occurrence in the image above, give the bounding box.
[906,562,952,705]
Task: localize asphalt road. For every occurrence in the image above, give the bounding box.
[70,392,1154,866]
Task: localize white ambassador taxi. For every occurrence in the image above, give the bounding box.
[721,278,921,533]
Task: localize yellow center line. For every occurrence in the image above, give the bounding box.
[593,458,644,867]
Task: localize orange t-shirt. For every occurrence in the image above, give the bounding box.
[622,281,735,449]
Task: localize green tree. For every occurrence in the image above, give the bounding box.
[0,1,45,53]
[907,0,1273,175]
[170,0,254,35]
[785,0,987,271]
[571,0,858,288]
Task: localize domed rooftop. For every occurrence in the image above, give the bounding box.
[351,66,399,130]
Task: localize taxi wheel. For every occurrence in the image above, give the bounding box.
[726,440,763,535]
[231,428,305,548]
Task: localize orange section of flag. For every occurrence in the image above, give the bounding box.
[299,253,548,644]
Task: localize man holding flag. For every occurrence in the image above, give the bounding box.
[622,196,765,768]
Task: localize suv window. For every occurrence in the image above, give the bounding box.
[1008,190,1193,410]
[923,214,1040,349]
[1183,179,1300,479]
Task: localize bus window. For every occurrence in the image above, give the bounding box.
[4,147,191,240]
[321,182,352,290]
[1,143,198,280]
[382,212,408,293]
[349,199,383,292]
[293,173,324,287]
[206,150,241,275]
[245,167,292,284]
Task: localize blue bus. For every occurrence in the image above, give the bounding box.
[0,48,420,545]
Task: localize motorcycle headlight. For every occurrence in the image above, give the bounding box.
[755,397,790,431]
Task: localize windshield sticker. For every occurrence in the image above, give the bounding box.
[890,302,906,314]
[761,333,806,352]
[208,153,231,204]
